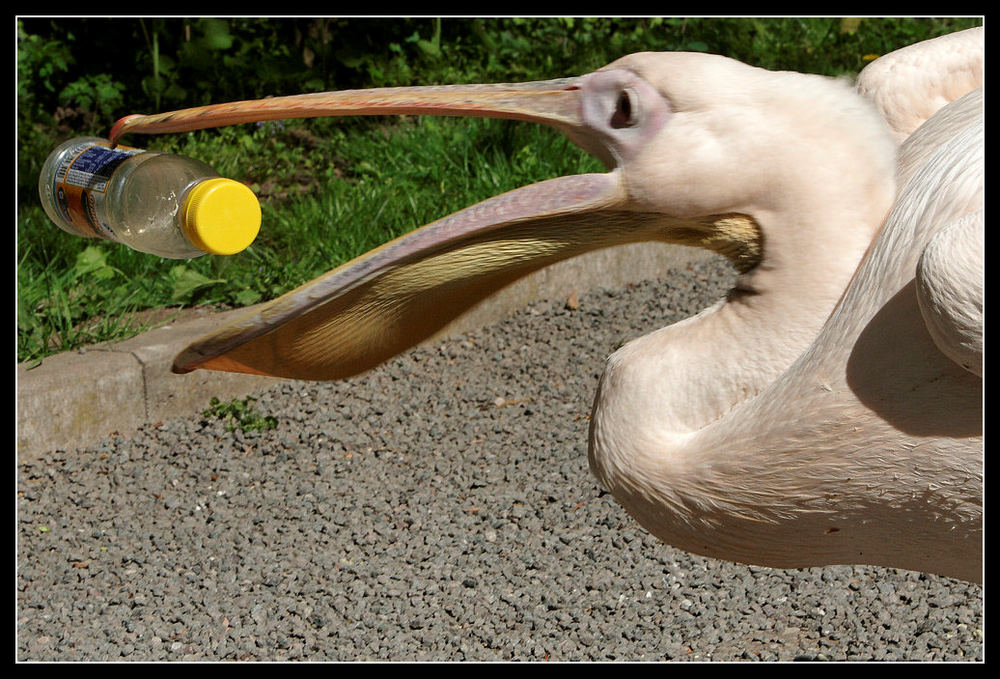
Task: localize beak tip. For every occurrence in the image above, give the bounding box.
[109,114,143,146]
[171,359,196,375]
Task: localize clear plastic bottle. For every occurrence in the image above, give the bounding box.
[38,137,261,259]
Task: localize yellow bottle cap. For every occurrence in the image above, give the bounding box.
[182,178,262,255]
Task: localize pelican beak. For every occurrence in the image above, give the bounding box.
[108,80,711,380]
[110,79,586,147]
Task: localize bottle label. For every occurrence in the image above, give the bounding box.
[47,140,145,240]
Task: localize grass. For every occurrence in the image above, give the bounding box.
[18,115,601,364]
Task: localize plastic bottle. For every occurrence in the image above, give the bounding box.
[38,137,261,259]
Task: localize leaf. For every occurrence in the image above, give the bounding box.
[72,245,120,280]
[73,245,108,273]
[163,82,188,103]
[199,18,234,50]
[233,288,262,306]
[169,265,226,302]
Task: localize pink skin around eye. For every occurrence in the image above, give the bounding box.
[573,69,671,169]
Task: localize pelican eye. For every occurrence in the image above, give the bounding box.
[610,90,635,128]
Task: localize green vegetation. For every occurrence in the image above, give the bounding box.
[17,17,982,364]
[203,396,278,433]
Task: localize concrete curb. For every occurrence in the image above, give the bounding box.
[17,243,715,462]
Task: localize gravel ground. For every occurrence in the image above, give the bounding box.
[17,258,984,662]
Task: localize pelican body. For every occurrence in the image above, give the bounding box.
[110,27,983,582]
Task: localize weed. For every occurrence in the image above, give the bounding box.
[203,396,278,433]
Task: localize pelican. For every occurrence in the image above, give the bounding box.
[110,27,983,582]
